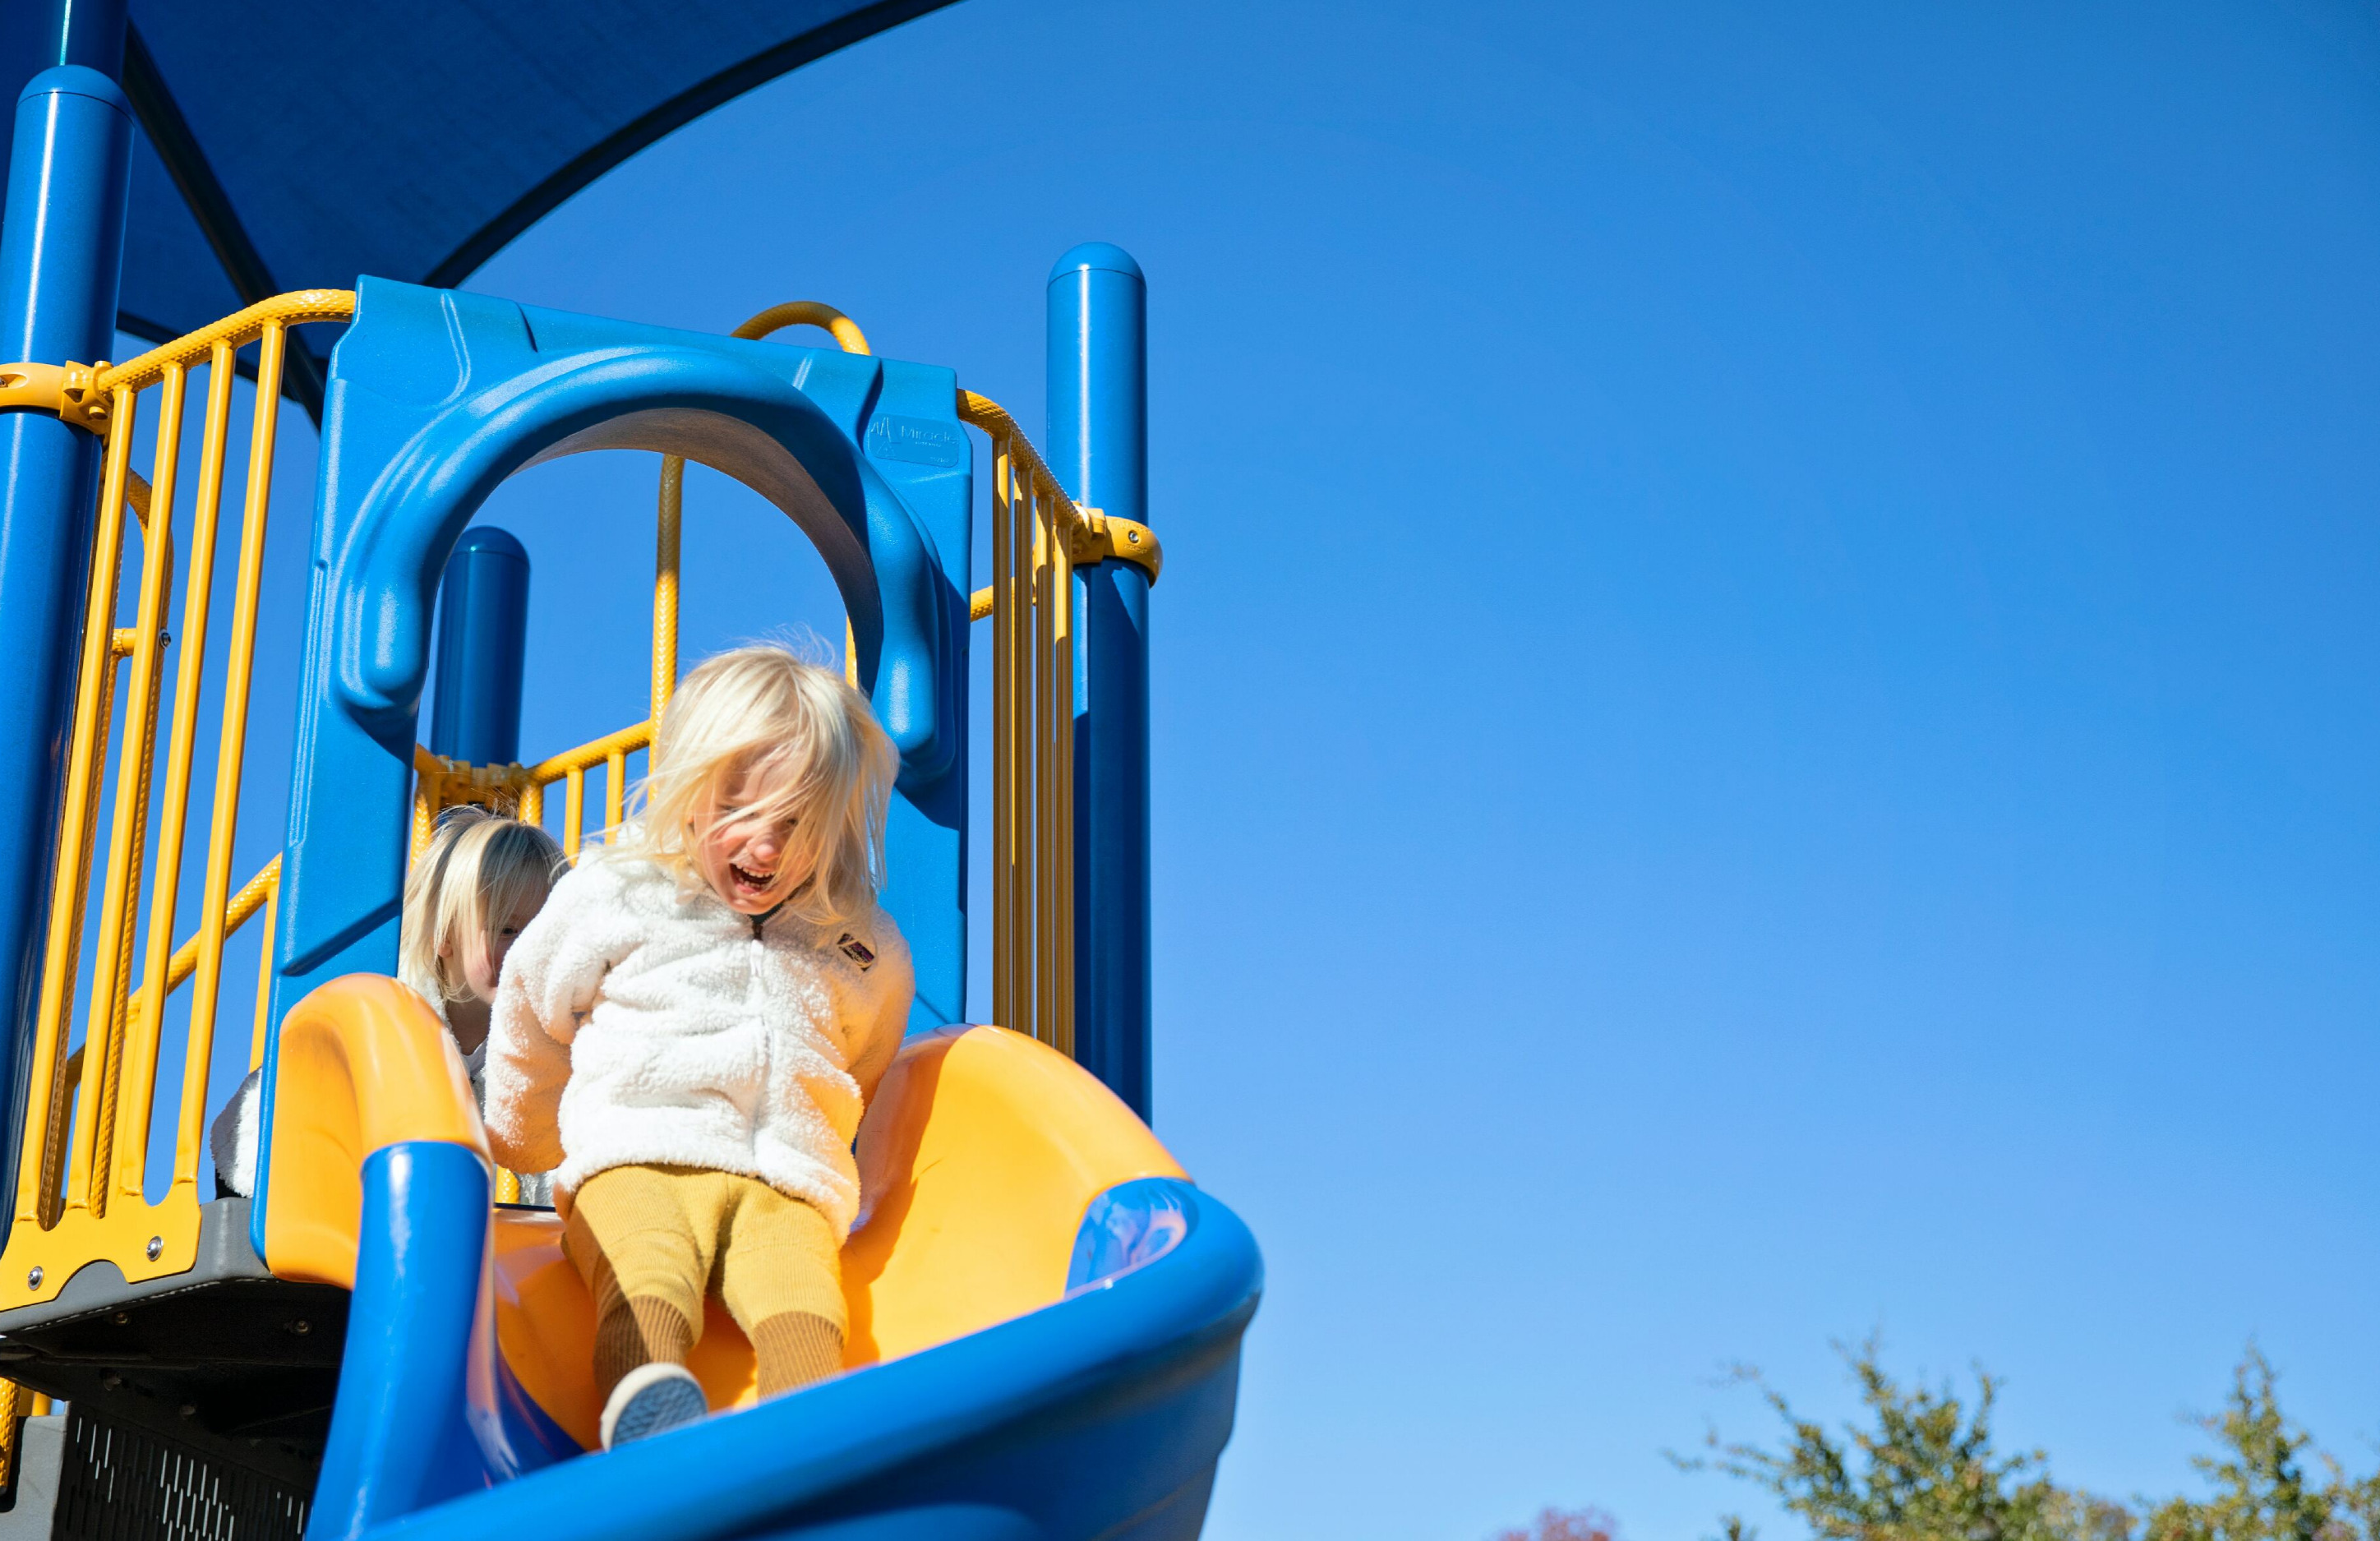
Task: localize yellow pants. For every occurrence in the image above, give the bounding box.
[565,1163,846,1400]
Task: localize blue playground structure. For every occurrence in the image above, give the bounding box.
[0,4,1257,1538]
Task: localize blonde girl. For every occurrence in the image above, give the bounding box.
[208,807,563,1197]
[484,644,913,1450]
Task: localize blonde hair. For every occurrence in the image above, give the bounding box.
[616,643,897,925]
[399,807,565,1005]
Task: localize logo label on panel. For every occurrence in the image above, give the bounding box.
[865,416,966,468]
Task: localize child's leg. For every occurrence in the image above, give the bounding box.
[564,1165,722,1400]
[715,1179,847,1398]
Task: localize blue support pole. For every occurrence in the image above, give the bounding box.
[0,2,131,1244]
[309,1141,497,1538]
[0,0,124,113]
[1049,243,1151,1122]
[53,0,124,72]
[427,525,532,767]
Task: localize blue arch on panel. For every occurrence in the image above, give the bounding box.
[256,279,970,1250]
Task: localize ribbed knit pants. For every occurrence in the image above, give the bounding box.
[563,1163,846,1403]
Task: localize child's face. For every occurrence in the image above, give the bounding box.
[694,759,810,915]
[445,889,546,1003]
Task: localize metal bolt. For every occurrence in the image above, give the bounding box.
[286,1319,311,1336]
[1127,529,1141,543]
[101,1374,120,1390]
[24,1267,39,1290]
[145,1236,162,1262]
[178,1405,196,1419]
[111,1312,127,1325]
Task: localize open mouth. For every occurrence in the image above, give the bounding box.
[729,861,777,896]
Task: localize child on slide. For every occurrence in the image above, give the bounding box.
[209,807,564,1198]
[396,808,567,1203]
[482,644,914,1451]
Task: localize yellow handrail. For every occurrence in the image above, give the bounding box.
[724,301,870,357]
[959,393,1151,1036]
[98,290,356,395]
[0,292,353,1308]
[525,717,657,785]
[413,717,657,861]
[959,392,1075,1055]
[951,391,1164,1056]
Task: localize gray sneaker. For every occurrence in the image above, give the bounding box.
[602,1363,708,1449]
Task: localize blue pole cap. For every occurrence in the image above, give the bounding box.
[16,64,129,117]
[1049,242,1144,287]
[450,524,528,563]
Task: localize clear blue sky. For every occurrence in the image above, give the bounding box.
[136,2,2380,1537]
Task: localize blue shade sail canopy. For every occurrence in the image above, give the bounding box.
[0,0,958,414]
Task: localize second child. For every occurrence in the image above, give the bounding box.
[210,806,563,1198]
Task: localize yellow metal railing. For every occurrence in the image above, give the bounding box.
[0,1380,48,1493]
[0,290,353,1309]
[956,390,1160,1058]
[413,719,656,864]
[966,392,1070,1056]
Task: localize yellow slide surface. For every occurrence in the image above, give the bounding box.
[490,1024,1188,1448]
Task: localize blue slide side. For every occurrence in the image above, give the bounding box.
[311,1167,1258,1541]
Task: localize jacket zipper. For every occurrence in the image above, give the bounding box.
[750,899,787,1121]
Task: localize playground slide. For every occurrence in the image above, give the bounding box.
[0,273,1221,1539]
[263,976,1260,1541]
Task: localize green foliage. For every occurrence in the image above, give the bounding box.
[2135,1348,2380,1541]
[1668,1336,2115,1541]
[1663,1340,2376,1541]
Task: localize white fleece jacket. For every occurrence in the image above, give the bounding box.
[482,849,914,1236]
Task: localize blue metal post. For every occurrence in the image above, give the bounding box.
[0,0,125,107]
[0,2,131,1241]
[1049,244,1151,1122]
[53,0,124,72]
[427,525,532,767]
